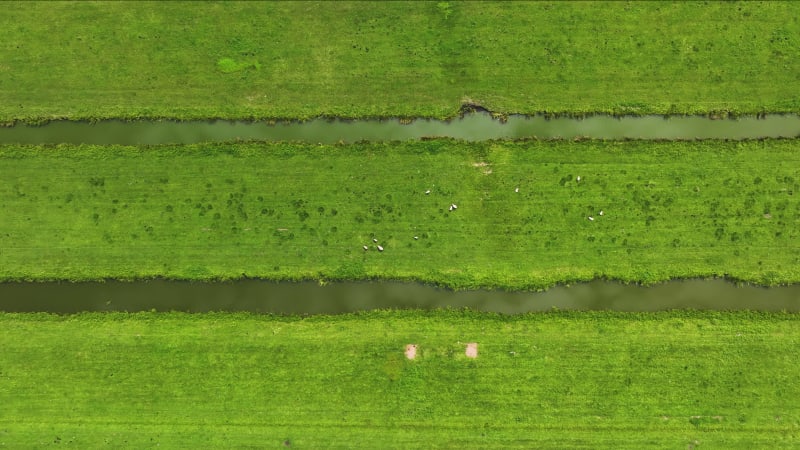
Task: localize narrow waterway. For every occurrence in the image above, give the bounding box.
[1,279,798,314]
[1,113,799,145]
[3,113,799,313]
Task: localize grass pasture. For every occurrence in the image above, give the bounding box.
[1,310,799,448]
[1,1,799,122]
[0,139,798,288]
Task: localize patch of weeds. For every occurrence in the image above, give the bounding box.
[217,57,261,74]
[437,2,453,19]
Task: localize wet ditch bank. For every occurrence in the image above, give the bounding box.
[2,113,800,145]
[1,279,798,314]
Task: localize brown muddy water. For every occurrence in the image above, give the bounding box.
[0,279,798,314]
[1,113,800,145]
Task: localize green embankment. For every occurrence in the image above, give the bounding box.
[1,139,798,288]
[1,311,798,448]
[2,1,799,122]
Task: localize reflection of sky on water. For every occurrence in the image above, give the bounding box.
[2,113,799,145]
[1,279,798,314]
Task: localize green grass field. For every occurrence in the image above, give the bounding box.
[1,139,798,288]
[2,1,799,122]
[1,310,798,448]
[3,3,800,447]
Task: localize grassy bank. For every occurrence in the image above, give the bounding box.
[1,310,798,448]
[2,1,799,122]
[0,139,798,288]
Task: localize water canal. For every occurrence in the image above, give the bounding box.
[1,113,798,313]
[1,279,798,314]
[1,113,799,145]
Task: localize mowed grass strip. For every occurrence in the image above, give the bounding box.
[0,139,798,288]
[1,1,799,122]
[0,310,798,448]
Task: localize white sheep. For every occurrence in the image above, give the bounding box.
[363,245,368,251]
[377,245,384,252]
[588,216,594,221]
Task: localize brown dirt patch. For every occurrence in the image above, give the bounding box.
[404,344,417,360]
[466,342,478,358]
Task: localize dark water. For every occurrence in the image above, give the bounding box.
[1,113,799,145]
[0,279,797,314]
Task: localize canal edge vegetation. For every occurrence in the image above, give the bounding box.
[1,138,798,289]
[2,309,799,448]
[3,1,800,123]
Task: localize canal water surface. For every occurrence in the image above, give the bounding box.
[2,114,798,313]
[1,279,798,314]
[1,113,799,145]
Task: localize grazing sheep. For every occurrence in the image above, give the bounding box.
[373,238,378,243]
[414,236,419,240]
[576,176,581,182]
[588,216,594,221]
[425,190,431,195]
[449,204,458,211]
[363,245,368,251]
[515,187,519,193]
[377,245,384,251]
[599,210,604,216]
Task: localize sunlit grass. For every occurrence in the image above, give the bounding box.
[1,1,799,122]
[1,139,797,288]
[1,310,798,447]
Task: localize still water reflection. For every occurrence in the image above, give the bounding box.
[1,113,799,145]
[1,279,797,314]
